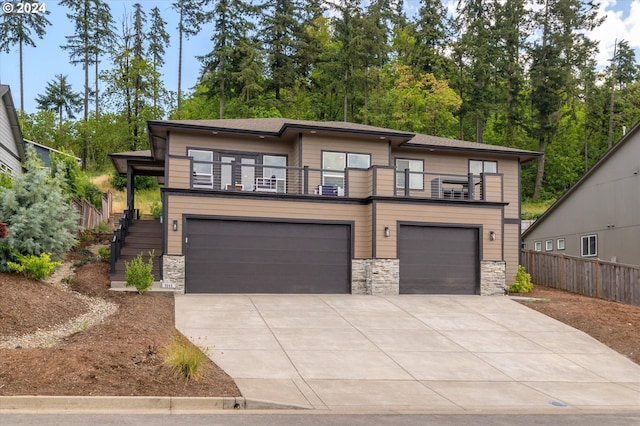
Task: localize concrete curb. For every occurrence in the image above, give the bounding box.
[0,396,305,412]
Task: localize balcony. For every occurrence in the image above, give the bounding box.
[169,158,502,203]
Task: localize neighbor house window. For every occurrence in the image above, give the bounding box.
[557,238,565,250]
[534,241,542,252]
[322,151,370,187]
[188,149,214,188]
[545,240,553,251]
[469,160,497,175]
[395,158,424,190]
[581,235,597,257]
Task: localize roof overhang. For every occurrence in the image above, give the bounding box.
[109,150,165,184]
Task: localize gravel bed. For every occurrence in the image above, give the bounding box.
[0,252,118,349]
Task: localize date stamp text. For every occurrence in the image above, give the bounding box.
[2,2,47,14]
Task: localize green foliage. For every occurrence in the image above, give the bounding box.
[0,147,79,271]
[7,252,62,280]
[0,173,12,189]
[508,265,534,294]
[51,150,102,210]
[162,334,209,382]
[110,172,159,192]
[92,221,113,234]
[97,247,110,262]
[150,202,162,220]
[125,250,155,294]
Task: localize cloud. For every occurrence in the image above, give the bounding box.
[591,0,640,68]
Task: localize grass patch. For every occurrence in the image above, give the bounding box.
[162,334,209,382]
[92,174,161,216]
[521,199,555,220]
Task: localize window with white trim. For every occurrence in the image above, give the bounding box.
[395,158,424,190]
[469,160,497,175]
[545,240,553,251]
[188,149,214,188]
[557,238,565,250]
[322,151,370,188]
[581,235,597,257]
[534,241,542,252]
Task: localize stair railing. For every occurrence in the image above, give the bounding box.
[110,205,136,274]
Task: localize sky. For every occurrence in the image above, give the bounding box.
[0,0,638,115]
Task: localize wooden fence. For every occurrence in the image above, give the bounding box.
[521,250,640,307]
[72,191,113,230]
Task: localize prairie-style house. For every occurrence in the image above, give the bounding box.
[110,119,539,295]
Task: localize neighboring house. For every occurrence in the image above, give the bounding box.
[523,120,640,265]
[0,85,25,177]
[24,139,82,168]
[110,119,539,295]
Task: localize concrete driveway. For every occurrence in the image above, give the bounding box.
[175,294,640,412]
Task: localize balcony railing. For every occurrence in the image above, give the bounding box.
[188,160,498,202]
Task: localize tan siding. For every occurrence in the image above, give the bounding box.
[501,160,520,218]
[375,203,503,260]
[375,167,395,196]
[504,223,520,284]
[167,157,191,189]
[301,134,389,169]
[166,195,372,258]
[392,149,469,175]
[347,169,372,198]
[483,175,503,202]
[169,132,292,157]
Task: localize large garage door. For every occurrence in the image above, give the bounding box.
[185,219,351,293]
[399,225,479,294]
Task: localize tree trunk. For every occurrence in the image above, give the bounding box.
[177,8,184,118]
[343,68,348,122]
[19,39,24,113]
[475,113,484,144]
[95,51,100,118]
[533,136,546,199]
[219,56,225,119]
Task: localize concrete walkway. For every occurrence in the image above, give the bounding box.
[175,294,640,412]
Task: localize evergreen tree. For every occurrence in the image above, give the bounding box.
[35,74,82,135]
[410,0,451,77]
[148,7,171,114]
[0,9,51,112]
[0,147,79,270]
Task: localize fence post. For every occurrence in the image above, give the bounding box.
[529,250,534,283]
[596,258,601,298]
[561,254,565,290]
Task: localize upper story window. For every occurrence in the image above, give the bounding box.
[322,151,370,187]
[534,241,542,252]
[557,238,565,250]
[189,149,214,189]
[581,234,597,257]
[395,158,424,190]
[469,160,497,175]
[545,240,553,251]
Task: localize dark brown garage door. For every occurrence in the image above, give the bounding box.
[185,219,351,293]
[398,225,479,294]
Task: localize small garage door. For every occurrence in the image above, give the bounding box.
[185,219,351,293]
[399,225,479,294]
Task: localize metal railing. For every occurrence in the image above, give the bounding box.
[188,161,491,201]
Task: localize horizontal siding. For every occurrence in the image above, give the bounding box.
[392,150,469,175]
[301,134,389,169]
[167,157,191,189]
[347,169,372,198]
[169,132,293,157]
[0,99,21,174]
[375,203,503,260]
[483,175,503,202]
[166,195,372,258]
[375,168,395,196]
[504,223,520,284]
[501,160,520,218]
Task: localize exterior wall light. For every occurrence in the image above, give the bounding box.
[173,220,178,232]
[384,226,391,238]
[489,231,496,241]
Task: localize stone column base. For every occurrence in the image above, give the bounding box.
[162,255,185,294]
[351,259,399,295]
[481,260,506,295]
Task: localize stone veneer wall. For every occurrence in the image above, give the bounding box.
[163,255,185,293]
[481,260,506,295]
[351,259,400,295]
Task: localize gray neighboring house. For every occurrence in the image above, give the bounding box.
[24,139,81,168]
[0,85,25,177]
[522,120,640,265]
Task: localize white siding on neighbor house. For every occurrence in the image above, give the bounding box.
[0,98,22,175]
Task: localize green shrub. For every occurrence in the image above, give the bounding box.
[162,334,209,382]
[0,173,12,189]
[7,253,62,280]
[151,202,162,220]
[508,265,534,294]
[97,247,110,262]
[110,172,159,192]
[125,250,154,294]
[92,221,113,234]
